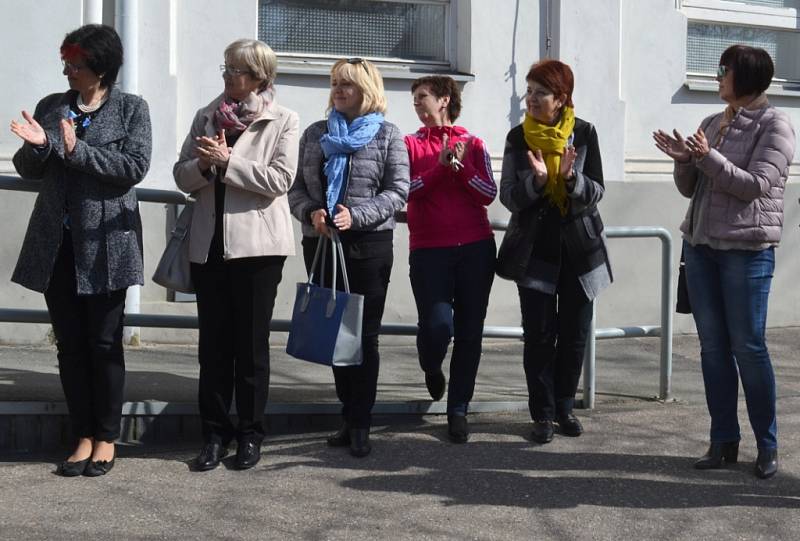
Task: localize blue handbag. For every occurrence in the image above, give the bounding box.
[286,231,364,366]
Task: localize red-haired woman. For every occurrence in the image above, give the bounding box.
[499,60,611,444]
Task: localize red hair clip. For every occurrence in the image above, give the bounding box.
[60,42,89,61]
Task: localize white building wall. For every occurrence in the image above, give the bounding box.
[0,0,798,344]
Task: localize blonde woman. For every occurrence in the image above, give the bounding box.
[174,39,299,471]
[289,58,409,457]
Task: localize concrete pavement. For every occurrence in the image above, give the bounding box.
[1,329,799,540]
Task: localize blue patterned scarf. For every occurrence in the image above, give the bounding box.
[320,109,384,216]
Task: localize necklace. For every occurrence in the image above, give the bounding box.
[77,92,108,113]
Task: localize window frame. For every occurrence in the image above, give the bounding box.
[259,0,472,80]
[680,0,800,93]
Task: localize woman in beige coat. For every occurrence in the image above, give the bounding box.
[173,39,299,472]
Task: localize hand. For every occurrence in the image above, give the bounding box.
[560,145,576,179]
[311,208,331,238]
[195,130,231,168]
[653,129,692,163]
[437,133,452,167]
[60,118,76,156]
[452,139,470,163]
[10,110,47,146]
[332,204,352,231]
[685,128,710,159]
[527,149,548,189]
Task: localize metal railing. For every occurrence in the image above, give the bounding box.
[0,175,673,409]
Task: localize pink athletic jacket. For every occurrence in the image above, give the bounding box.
[404,125,497,250]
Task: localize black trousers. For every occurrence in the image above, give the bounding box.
[44,229,127,442]
[518,247,593,421]
[302,233,393,430]
[191,255,285,445]
[409,238,496,415]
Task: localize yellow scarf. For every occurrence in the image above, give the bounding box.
[522,106,575,216]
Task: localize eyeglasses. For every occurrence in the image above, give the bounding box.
[346,57,369,74]
[62,60,88,74]
[717,65,729,78]
[220,64,251,77]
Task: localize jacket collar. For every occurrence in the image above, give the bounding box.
[415,124,468,140]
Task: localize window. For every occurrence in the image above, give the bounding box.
[681,0,800,86]
[257,0,455,73]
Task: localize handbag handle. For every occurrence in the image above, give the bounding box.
[302,232,353,317]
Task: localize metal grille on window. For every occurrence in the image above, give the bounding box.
[258,0,447,63]
[687,22,800,82]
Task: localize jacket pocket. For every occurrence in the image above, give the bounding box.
[582,211,604,240]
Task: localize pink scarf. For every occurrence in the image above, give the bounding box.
[214,88,273,137]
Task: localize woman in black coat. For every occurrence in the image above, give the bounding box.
[499,59,611,444]
[10,24,151,476]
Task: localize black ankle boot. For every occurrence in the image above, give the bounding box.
[694,441,739,469]
[755,448,778,479]
[349,428,371,458]
[327,423,351,447]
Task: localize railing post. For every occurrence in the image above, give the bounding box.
[582,300,597,409]
[659,232,674,401]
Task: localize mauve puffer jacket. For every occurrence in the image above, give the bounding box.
[674,105,795,244]
[289,120,410,237]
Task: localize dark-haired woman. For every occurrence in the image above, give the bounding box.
[499,60,611,445]
[654,45,794,479]
[9,24,151,477]
[404,75,496,443]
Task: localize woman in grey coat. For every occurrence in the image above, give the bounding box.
[654,45,795,479]
[9,25,151,477]
[289,58,409,457]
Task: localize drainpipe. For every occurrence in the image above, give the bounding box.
[116,0,141,346]
[84,0,103,24]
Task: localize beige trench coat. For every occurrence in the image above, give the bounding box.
[173,95,299,262]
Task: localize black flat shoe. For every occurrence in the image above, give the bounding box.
[755,448,778,479]
[235,441,262,470]
[327,424,351,447]
[84,457,115,477]
[425,370,446,401]
[531,420,554,444]
[447,415,469,444]
[194,442,228,472]
[349,428,371,458]
[556,413,584,437]
[57,457,90,477]
[694,441,739,469]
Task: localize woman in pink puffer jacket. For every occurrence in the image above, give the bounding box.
[654,45,795,480]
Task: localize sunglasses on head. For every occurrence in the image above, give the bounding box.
[347,57,369,74]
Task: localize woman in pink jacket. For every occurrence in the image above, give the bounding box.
[405,76,497,443]
[654,45,795,479]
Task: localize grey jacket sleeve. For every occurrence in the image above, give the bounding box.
[566,124,604,210]
[349,124,410,229]
[65,97,152,188]
[288,127,324,226]
[696,112,795,203]
[12,98,56,180]
[499,138,540,213]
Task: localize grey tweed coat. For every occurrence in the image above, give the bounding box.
[12,87,152,294]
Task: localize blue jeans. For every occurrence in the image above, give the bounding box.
[409,238,496,415]
[683,241,777,450]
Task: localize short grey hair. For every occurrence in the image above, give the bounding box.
[224,39,277,89]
